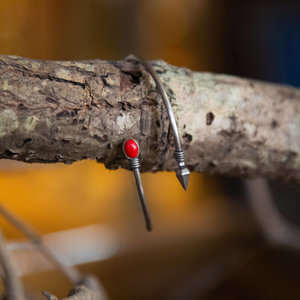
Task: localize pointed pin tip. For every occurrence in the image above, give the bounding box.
[176,168,190,191]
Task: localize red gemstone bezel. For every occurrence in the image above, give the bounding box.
[123,138,139,160]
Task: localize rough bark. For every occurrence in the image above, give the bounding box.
[0,55,300,183]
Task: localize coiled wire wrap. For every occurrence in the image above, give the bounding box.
[129,158,140,169]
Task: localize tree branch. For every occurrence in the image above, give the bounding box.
[0,55,300,183]
[0,204,82,285]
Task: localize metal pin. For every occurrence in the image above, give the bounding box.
[123,138,152,231]
[125,55,190,190]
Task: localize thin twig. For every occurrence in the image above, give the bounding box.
[244,179,300,250]
[0,204,82,285]
[167,238,262,300]
[0,229,25,300]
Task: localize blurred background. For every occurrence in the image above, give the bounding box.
[0,0,300,299]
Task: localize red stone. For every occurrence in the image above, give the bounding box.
[123,139,139,159]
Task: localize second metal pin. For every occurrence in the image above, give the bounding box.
[123,138,152,231]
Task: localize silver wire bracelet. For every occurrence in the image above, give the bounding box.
[125,55,190,190]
